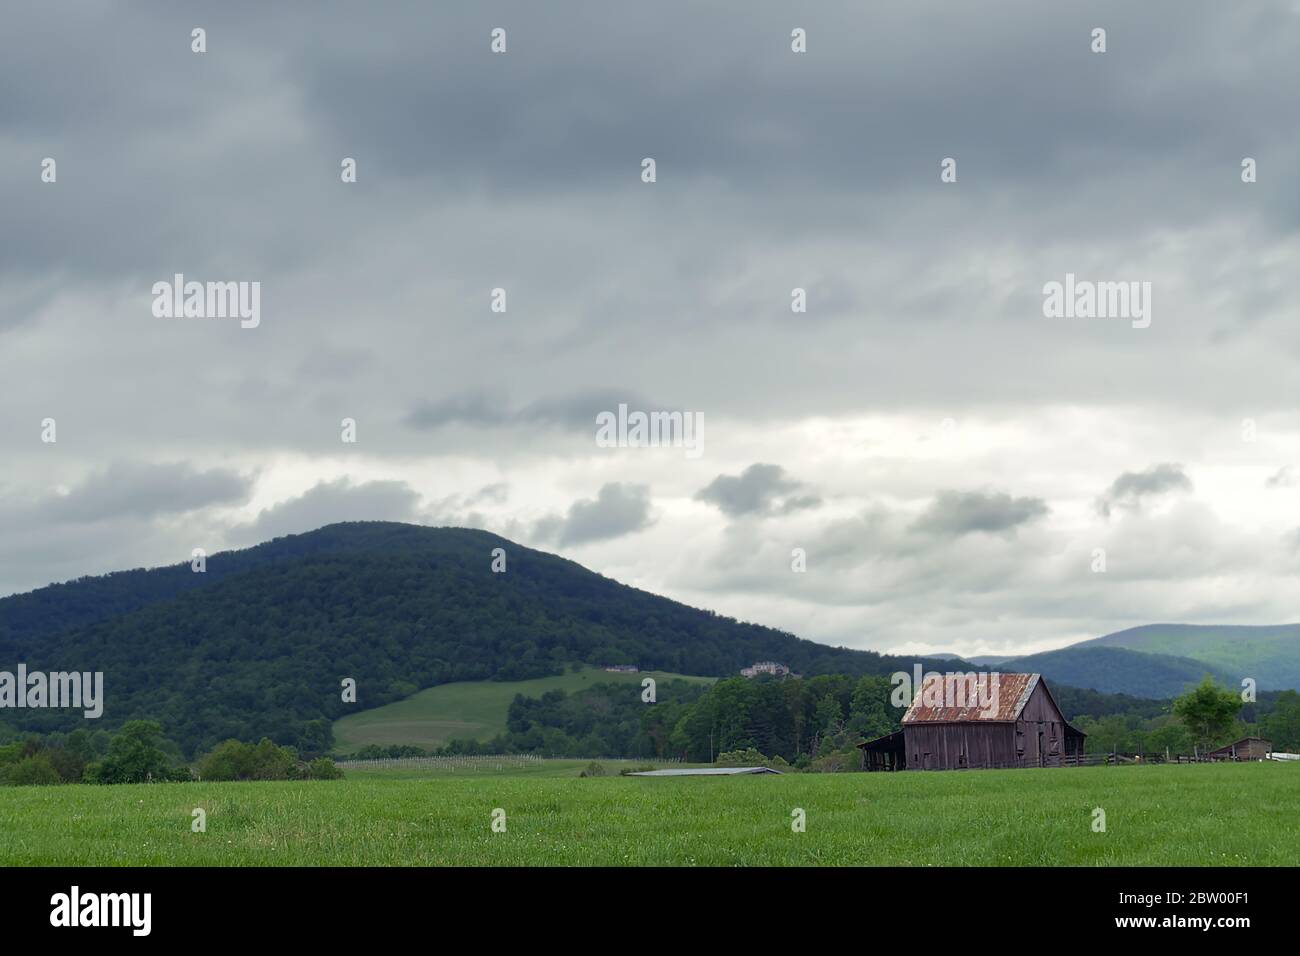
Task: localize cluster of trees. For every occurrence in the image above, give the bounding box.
[351,679,711,759]
[656,674,899,770]
[1259,691,1300,750]
[1076,681,1300,755]
[196,738,342,781]
[0,720,191,786]
[350,744,430,760]
[0,720,342,786]
[433,674,901,769]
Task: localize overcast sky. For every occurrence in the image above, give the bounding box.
[2,1,1298,658]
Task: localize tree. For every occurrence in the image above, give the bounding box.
[1142,717,1193,757]
[1172,677,1240,751]
[1076,714,1135,754]
[297,719,334,759]
[87,720,188,783]
[1261,690,1300,751]
[849,675,898,740]
[306,757,344,780]
[3,754,61,786]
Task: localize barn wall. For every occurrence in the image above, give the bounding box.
[903,723,1016,770]
[1216,738,1273,760]
[1015,681,1070,767]
[1244,739,1272,759]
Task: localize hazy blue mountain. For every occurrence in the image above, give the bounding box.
[1076,623,1300,691]
[991,645,1239,698]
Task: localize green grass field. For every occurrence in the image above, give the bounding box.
[2,761,1295,866]
[332,666,714,753]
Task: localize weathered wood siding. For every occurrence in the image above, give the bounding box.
[1014,680,1070,767]
[903,722,1016,770]
[901,679,1082,770]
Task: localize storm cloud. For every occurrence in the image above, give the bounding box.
[695,464,820,518]
[1096,464,1193,518]
[534,483,655,546]
[0,2,1297,656]
[912,491,1049,538]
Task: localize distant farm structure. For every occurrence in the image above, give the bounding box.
[602,664,640,673]
[628,767,783,777]
[741,661,791,679]
[859,672,1087,771]
[1208,737,1273,762]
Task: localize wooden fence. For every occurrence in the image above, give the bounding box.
[898,752,1222,772]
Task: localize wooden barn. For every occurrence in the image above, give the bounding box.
[1207,737,1272,761]
[859,672,1086,771]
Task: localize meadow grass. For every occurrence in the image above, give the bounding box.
[1,761,1294,866]
[332,666,713,753]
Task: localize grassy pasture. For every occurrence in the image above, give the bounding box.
[331,666,713,753]
[1,761,1295,866]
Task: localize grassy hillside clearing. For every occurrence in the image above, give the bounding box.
[333,666,714,753]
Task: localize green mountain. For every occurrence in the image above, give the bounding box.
[990,645,1236,699]
[1077,624,1300,691]
[0,521,954,756]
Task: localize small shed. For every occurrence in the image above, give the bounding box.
[627,767,783,776]
[1207,737,1272,761]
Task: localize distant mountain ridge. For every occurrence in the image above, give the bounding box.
[938,623,1300,698]
[1078,623,1300,690]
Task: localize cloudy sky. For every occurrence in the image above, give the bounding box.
[2,1,1298,659]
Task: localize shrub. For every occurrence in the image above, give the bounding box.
[86,720,191,784]
[2,754,61,786]
[716,748,773,768]
[196,738,297,781]
[305,757,344,780]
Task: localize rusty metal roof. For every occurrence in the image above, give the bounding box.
[902,672,1039,723]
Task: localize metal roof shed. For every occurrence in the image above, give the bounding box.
[627,767,783,776]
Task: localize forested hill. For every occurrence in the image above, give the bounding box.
[0,522,954,756]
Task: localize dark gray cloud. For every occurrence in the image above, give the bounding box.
[911,490,1048,538]
[534,483,653,546]
[405,389,652,433]
[695,464,820,518]
[1096,463,1193,518]
[0,0,1295,474]
[41,462,252,523]
[465,482,509,506]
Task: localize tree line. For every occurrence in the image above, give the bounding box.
[0,720,342,786]
[357,674,1300,768]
